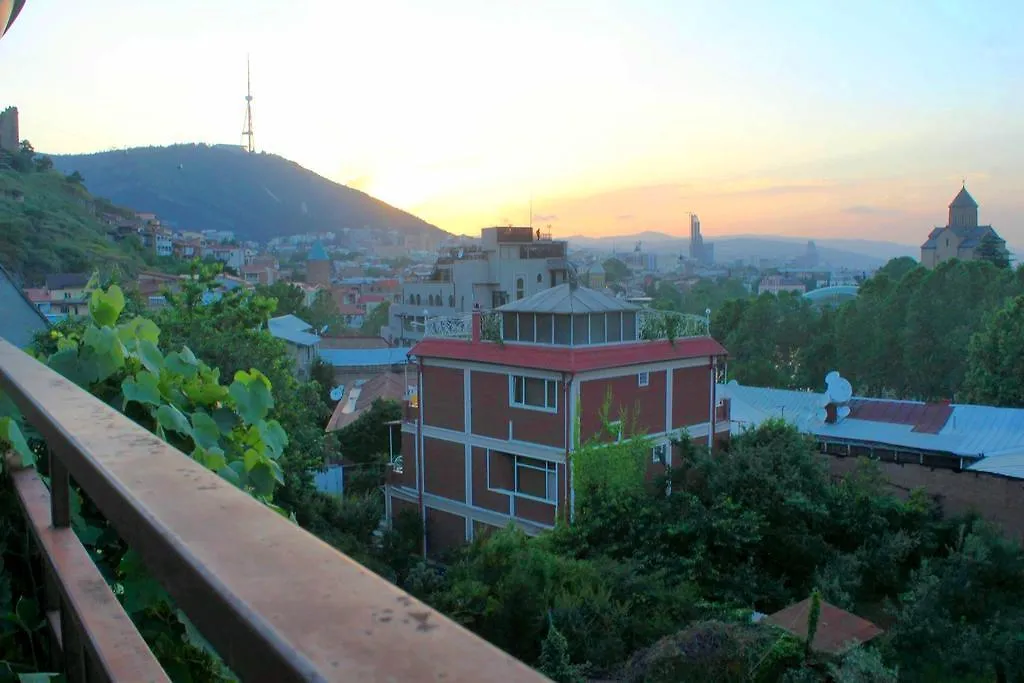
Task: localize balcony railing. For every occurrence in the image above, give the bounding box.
[0,339,545,682]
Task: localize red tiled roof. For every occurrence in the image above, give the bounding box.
[765,598,882,655]
[848,398,953,434]
[24,288,49,302]
[409,337,727,373]
[359,294,387,303]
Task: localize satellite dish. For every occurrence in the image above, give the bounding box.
[837,405,852,420]
[825,370,840,385]
[827,377,853,405]
[329,386,344,402]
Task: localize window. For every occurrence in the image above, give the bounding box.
[510,375,557,411]
[449,295,455,307]
[536,273,543,283]
[652,444,667,465]
[638,371,650,387]
[515,276,526,300]
[488,451,557,502]
[391,454,404,475]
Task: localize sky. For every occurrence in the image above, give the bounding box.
[3,0,1024,243]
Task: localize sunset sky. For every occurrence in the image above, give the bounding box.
[4,0,1024,242]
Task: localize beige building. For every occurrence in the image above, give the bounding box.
[921,186,1008,269]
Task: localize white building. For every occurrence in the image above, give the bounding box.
[385,227,573,345]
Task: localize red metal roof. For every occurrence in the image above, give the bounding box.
[765,598,882,655]
[848,398,953,434]
[409,337,727,373]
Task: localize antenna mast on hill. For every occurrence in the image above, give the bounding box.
[241,55,256,154]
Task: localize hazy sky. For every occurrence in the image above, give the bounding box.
[4,0,1024,242]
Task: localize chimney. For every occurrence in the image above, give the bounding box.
[471,304,481,343]
[824,402,837,424]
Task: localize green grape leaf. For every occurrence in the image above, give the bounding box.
[179,346,199,365]
[122,371,161,408]
[192,445,227,471]
[82,325,126,383]
[183,380,228,405]
[257,420,288,459]
[17,673,62,682]
[47,347,91,387]
[218,463,241,487]
[0,416,35,467]
[243,448,260,472]
[156,405,192,436]
[190,412,221,449]
[212,406,238,434]
[117,316,160,347]
[229,373,273,425]
[89,285,125,327]
[164,351,199,379]
[15,596,39,629]
[249,461,277,497]
[136,339,164,375]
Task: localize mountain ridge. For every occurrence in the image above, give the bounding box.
[51,144,445,243]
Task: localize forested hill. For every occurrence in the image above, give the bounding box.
[0,162,144,285]
[51,144,444,243]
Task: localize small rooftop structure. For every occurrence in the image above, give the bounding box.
[319,347,411,369]
[765,597,882,655]
[45,273,91,291]
[307,241,330,261]
[325,372,408,432]
[498,283,639,314]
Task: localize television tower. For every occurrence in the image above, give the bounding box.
[241,55,255,154]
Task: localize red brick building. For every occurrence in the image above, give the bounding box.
[386,284,730,557]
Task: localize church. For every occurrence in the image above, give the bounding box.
[920,185,1008,269]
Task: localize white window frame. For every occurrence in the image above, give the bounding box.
[652,443,667,465]
[487,450,557,504]
[638,371,650,387]
[509,375,558,413]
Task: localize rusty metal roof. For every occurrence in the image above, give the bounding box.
[848,398,953,434]
[765,598,882,655]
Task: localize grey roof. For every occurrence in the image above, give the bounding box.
[721,382,1024,478]
[0,263,49,347]
[319,347,411,368]
[268,314,320,346]
[45,273,91,290]
[498,283,640,314]
[920,225,1000,250]
[949,186,978,209]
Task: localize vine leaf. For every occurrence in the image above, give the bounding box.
[156,405,192,437]
[258,420,288,459]
[122,371,161,408]
[190,412,221,449]
[14,596,40,629]
[0,417,35,467]
[229,371,273,425]
[136,339,165,375]
[89,285,125,327]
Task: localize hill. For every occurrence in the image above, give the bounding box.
[567,232,916,270]
[51,144,443,243]
[0,166,145,285]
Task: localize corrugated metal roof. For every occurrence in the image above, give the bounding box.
[320,347,411,368]
[268,314,320,346]
[498,283,639,314]
[721,382,1024,478]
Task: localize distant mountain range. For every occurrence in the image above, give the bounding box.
[51,144,443,243]
[566,231,917,270]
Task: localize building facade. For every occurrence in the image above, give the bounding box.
[386,284,730,557]
[386,227,572,345]
[921,185,1009,268]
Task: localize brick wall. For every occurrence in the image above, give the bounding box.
[827,455,1024,543]
[422,366,465,431]
[580,370,667,443]
[673,364,712,429]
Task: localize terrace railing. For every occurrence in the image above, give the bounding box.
[0,339,545,682]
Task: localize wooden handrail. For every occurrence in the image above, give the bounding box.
[0,339,546,682]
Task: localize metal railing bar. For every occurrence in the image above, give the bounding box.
[0,340,545,682]
[49,449,70,529]
[8,462,169,682]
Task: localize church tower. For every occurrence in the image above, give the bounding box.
[948,184,979,228]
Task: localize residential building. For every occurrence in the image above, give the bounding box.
[387,283,729,557]
[758,275,806,296]
[920,185,1009,268]
[307,241,332,287]
[29,273,94,317]
[0,264,48,347]
[267,314,321,380]
[240,263,279,286]
[386,226,573,345]
[325,372,407,433]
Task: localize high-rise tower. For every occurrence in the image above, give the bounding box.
[241,56,255,154]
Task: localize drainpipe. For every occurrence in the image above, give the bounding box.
[562,372,572,524]
[707,356,716,451]
[416,359,426,557]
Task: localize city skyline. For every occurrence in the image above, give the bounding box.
[4,0,1024,241]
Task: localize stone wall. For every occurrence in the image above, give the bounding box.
[0,106,18,153]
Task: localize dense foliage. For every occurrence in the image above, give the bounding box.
[713,258,1024,401]
[51,143,441,243]
[0,162,144,284]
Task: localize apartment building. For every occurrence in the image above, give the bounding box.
[385,226,572,345]
[387,283,730,557]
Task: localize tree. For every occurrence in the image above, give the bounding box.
[877,256,920,282]
[66,170,85,184]
[538,617,587,683]
[976,232,1011,269]
[306,289,342,333]
[962,295,1024,406]
[361,301,390,336]
[255,282,306,317]
[33,155,53,173]
[602,258,630,285]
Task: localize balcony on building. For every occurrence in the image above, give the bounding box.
[0,339,544,682]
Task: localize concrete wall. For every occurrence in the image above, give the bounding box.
[826,455,1024,544]
[0,270,47,348]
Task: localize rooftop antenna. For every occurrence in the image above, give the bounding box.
[241,55,255,154]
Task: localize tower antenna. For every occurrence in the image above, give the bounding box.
[241,55,255,154]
